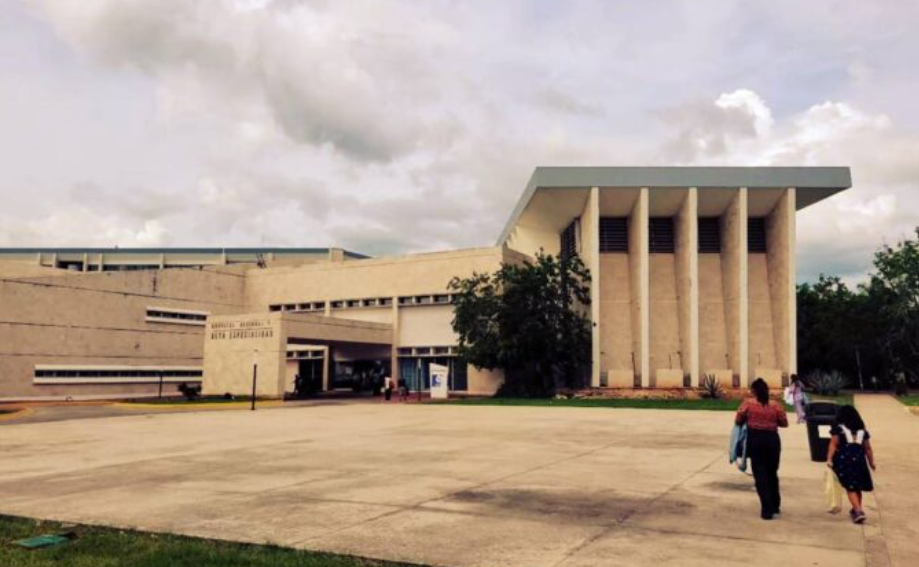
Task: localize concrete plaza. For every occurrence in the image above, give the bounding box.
[0,397,910,567]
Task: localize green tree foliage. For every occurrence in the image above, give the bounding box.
[449,252,592,397]
[799,228,919,390]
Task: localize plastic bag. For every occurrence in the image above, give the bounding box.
[824,468,844,513]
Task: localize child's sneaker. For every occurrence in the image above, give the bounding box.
[853,510,866,524]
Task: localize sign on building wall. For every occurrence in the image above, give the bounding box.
[209,319,274,340]
[430,363,449,399]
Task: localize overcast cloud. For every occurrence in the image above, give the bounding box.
[1,0,918,282]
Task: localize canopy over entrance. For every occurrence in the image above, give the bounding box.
[202,312,393,398]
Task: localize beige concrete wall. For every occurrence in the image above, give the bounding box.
[630,188,650,387]
[467,366,504,395]
[245,248,503,309]
[649,255,682,386]
[720,189,748,386]
[766,188,796,377]
[598,255,633,386]
[698,254,731,379]
[748,254,778,382]
[0,268,246,400]
[398,306,457,347]
[202,314,284,398]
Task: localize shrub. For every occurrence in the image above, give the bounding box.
[808,370,847,396]
[700,374,723,399]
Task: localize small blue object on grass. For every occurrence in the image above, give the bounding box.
[15,532,75,549]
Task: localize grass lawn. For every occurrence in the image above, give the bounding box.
[0,515,423,567]
[439,394,855,412]
[895,395,919,406]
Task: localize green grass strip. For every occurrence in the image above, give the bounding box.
[0,515,425,567]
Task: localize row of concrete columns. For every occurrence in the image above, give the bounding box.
[583,186,796,389]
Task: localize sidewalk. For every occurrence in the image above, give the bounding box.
[854,394,918,567]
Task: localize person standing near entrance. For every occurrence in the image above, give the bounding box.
[735,378,788,520]
[384,375,394,401]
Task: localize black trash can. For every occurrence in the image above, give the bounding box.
[805,402,839,462]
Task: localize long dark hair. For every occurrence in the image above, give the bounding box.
[751,378,770,405]
[836,405,866,431]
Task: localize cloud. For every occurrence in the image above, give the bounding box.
[3,1,919,284]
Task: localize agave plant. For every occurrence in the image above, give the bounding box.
[700,374,723,399]
[808,370,848,396]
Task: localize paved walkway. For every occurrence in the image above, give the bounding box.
[0,400,911,567]
[854,394,918,567]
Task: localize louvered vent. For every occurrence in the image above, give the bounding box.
[748,217,767,252]
[599,217,629,252]
[698,217,721,253]
[559,220,578,261]
[649,218,675,253]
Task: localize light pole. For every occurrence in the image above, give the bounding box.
[251,349,259,411]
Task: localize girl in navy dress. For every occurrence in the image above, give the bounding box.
[826,405,877,524]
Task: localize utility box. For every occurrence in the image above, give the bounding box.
[805,402,839,462]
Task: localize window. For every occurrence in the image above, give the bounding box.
[649,218,675,253]
[380,298,393,307]
[599,217,629,252]
[698,217,721,253]
[269,305,282,312]
[748,217,767,252]
[34,366,202,384]
[559,219,579,261]
[146,307,209,326]
[434,294,450,304]
[330,300,343,309]
[346,299,360,308]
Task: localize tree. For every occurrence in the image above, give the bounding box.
[864,229,919,385]
[797,228,919,390]
[449,252,592,397]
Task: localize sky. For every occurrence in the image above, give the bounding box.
[1,0,918,283]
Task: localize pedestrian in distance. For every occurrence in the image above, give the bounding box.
[735,378,789,520]
[384,375,394,401]
[826,405,876,524]
[783,374,809,424]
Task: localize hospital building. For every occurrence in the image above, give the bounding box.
[0,167,851,400]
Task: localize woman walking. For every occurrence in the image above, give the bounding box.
[826,405,876,524]
[735,378,789,520]
[784,374,808,424]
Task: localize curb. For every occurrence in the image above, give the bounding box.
[112,401,284,411]
[0,408,35,422]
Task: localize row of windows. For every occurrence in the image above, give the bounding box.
[34,368,202,379]
[564,216,770,256]
[270,294,455,313]
[396,346,457,357]
[286,350,325,360]
[146,307,209,325]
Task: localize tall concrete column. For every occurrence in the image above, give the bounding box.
[584,187,601,387]
[391,296,401,384]
[721,188,748,387]
[630,188,650,387]
[675,188,699,386]
[321,345,330,391]
[766,188,796,377]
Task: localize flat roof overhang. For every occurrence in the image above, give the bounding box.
[497,166,852,245]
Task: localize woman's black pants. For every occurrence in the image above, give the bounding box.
[747,429,781,516]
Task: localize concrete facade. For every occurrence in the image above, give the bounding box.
[501,167,851,390]
[0,167,850,399]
